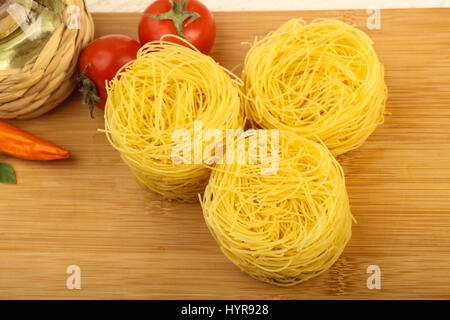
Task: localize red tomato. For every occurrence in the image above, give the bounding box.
[138,0,216,55]
[78,35,141,116]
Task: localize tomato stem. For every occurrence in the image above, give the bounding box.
[77,64,101,119]
[144,0,200,38]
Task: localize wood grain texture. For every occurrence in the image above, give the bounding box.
[1,9,450,299]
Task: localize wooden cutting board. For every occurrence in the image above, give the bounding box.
[0,9,449,300]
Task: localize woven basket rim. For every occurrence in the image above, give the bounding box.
[0,0,94,119]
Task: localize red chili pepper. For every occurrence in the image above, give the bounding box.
[0,121,70,161]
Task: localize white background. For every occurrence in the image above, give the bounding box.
[86,0,450,12]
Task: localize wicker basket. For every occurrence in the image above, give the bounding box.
[0,0,94,119]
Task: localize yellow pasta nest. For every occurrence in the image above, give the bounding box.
[243,18,388,156]
[104,39,244,202]
[201,131,353,286]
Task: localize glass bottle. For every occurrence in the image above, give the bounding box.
[0,0,62,70]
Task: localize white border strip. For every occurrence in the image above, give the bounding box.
[86,0,450,12]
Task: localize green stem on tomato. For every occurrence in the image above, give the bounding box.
[77,64,101,119]
[144,0,200,38]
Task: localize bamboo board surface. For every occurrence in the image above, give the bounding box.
[0,9,450,299]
